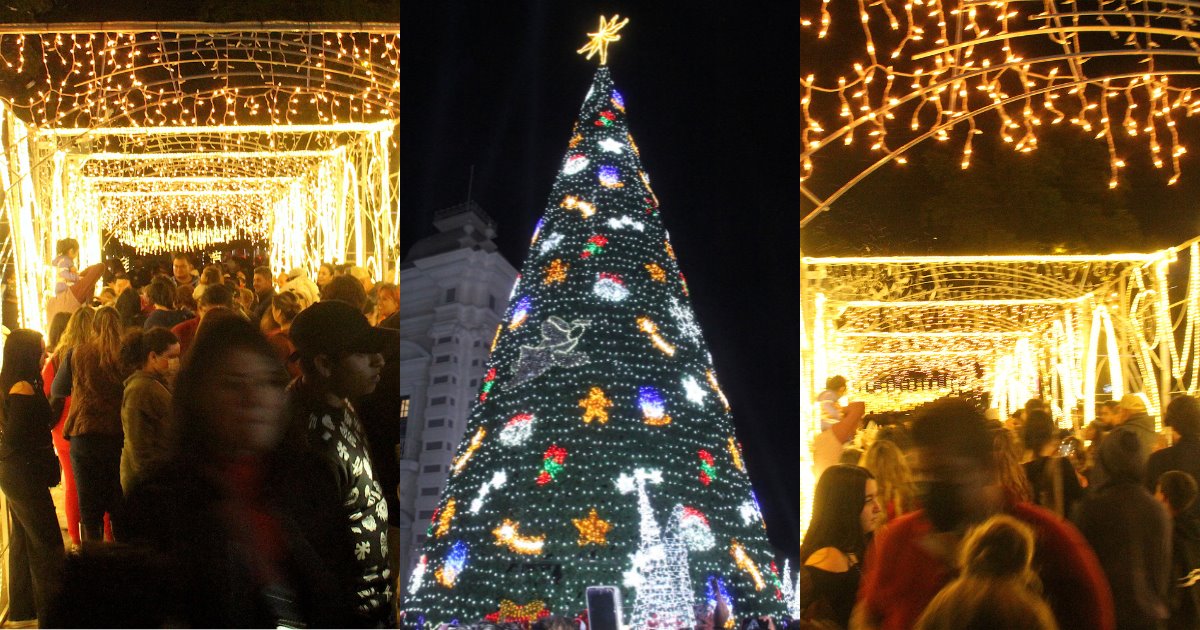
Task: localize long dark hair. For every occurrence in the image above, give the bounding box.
[0,329,45,402]
[800,464,875,563]
[170,315,299,468]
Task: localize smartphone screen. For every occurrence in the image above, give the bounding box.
[586,586,621,630]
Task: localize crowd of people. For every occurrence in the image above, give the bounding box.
[802,376,1200,630]
[0,239,399,627]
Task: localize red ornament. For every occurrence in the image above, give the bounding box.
[594,110,616,126]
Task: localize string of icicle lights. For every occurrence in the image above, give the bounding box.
[801,0,1200,223]
[0,28,398,129]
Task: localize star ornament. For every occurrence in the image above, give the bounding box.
[574,508,612,545]
[577,14,630,66]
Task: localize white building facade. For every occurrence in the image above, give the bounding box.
[397,202,518,593]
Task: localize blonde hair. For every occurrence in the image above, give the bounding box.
[89,306,124,372]
[959,514,1038,583]
[54,306,95,357]
[992,427,1032,503]
[860,439,915,520]
[916,515,1054,630]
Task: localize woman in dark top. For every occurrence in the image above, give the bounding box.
[800,464,882,629]
[120,315,355,627]
[57,306,128,541]
[0,329,65,626]
[1022,409,1084,518]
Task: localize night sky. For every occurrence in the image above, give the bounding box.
[401,3,801,557]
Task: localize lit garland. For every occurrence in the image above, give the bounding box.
[801,1,1200,223]
[573,508,612,546]
[645,262,667,282]
[405,33,786,623]
[492,520,546,555]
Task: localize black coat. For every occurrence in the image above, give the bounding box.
[121,453,360,628]
[1148,438,1200,520]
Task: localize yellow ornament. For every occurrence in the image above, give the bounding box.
[707,369,731,410]
[579,386,614,425]
[730,539,766,590]
[665,239,676,260]
[577,14,630,66]
[451,428,486,475]
[637,316,676,356]
[435,497,456,537]
[493,519,546,555]
[568,133,583,148]
[645,262,667,282]
[561,194,596,218]
[728,437,746,473]
[573,508,612,546]
[544,258,569,285]
[495,600,549,623]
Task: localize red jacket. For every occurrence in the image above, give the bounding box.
[858,502,1116,630]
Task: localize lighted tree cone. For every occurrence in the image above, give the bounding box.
[403,62,784,626]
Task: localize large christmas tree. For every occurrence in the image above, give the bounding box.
[405,17,787,627]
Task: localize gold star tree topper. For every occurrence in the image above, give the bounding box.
[577,14,630,66]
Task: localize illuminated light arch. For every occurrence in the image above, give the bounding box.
[801,2,1200,225]
[797,248,1200,535]
[0,22,398,332]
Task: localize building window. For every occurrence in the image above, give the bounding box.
[424,441,443,451]
[422,464,440,473]
[430,396,447,406]
[436,336,452,345]
[427,418,444,428]
[471,359,479,367]
[416,534,427,545]
[489,295,496,310]
[418,510,435,520]
[398,396,409,455]
[420,487,440,496]
[445,288,456,303]
[432,375,449,384]
[470,379,477,387]
[474,340,481,347]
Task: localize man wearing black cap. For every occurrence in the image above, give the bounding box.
[288,300,392,626]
